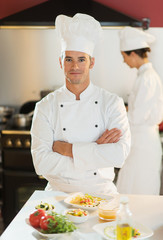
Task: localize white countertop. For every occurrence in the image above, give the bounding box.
[1,190,163,240]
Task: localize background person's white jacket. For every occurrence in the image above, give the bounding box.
[31,83,131,194]
[117,63,163,195]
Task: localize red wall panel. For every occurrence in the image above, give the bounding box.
[95,0,163,27]
[0,0,48,19]
[1,0,163,27]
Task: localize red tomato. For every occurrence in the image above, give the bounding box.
[29,209,46,228]
[40,215,55,230]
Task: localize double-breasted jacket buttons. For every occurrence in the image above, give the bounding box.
[61,101,99,131]
[95,101,98,128]
[60,104,65,130]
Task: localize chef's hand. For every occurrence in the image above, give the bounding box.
[96,128,122,144]
[52,141,73,158]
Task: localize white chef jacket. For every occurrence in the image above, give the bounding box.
[31,82,131,195]
[117,63,163,195]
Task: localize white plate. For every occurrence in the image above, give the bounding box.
[92,221,153,240]
[64,192,113,210]
[26,218,76,239]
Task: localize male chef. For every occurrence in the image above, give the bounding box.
[31,13,131,195]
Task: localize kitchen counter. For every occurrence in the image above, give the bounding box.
[1,190,163,240]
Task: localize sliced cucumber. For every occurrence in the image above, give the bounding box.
[35,201,55,211]
[104,226,116,239]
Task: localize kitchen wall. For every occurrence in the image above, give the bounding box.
[1,0,163,27]
[0,0,48,19]
[0,27,163,107]
[95,0,163,27]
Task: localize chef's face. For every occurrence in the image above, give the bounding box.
[59,51,95,85]
[121,51,136,68]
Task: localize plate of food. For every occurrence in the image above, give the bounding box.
[64,192,113,210]
[26,209,77,239]
[92,221,153,240]
[64,208,89,223]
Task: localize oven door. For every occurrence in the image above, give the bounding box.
[2,170,47,227]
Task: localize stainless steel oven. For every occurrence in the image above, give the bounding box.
[1,130,47,228]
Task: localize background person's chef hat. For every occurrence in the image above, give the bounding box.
[119,26,155,51]
[55,13,103,56]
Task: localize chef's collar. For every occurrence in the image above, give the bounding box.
[63,82,94,100]
[138,62,152,75]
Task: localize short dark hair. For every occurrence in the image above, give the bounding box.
[124,47,151,58]
[60,52,92,61]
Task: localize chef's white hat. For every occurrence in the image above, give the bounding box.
[55,13,102,56]
[119,26,155,51]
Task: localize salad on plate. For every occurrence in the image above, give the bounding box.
[27,204,77,238]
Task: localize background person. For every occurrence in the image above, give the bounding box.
[116,27,163,195]
[31,14,130,195]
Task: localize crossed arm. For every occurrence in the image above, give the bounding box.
[52,128,122,158]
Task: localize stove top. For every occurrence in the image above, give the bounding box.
[0,119,31,133]
[1,120,31,149]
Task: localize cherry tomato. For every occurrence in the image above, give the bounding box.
[29,209,46,228]
[40,215,55,230]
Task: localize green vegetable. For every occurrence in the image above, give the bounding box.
[35,201,55,211]
[132,228,141,237]
[41,212,77,234]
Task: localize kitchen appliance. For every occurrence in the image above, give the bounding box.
[0,102,47,228]
[0,0,147,29]
[1,127,47,228]
[0,106,15,124]
[12,111,34,128]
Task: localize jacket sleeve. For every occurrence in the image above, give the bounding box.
[73,97,131,172]
[31,103,75,177]
[128,72,163,125]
